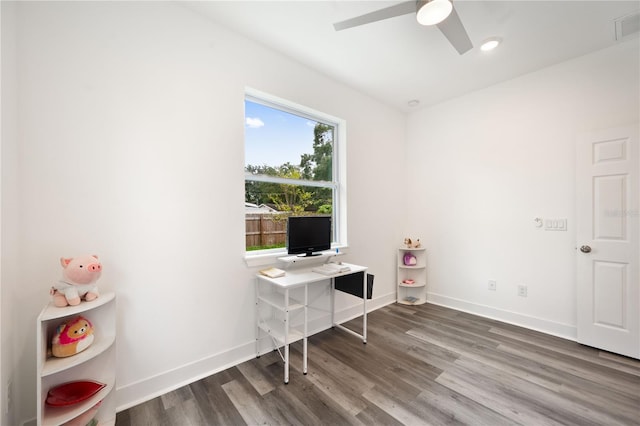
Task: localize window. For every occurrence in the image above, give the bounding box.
[244,89,345,255]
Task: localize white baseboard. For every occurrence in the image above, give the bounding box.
[115,340,256,412]
[115,291,396,413]
[426,292,577,341]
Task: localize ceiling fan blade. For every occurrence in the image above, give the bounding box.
[333,1,417,31]
[436,6,473,54]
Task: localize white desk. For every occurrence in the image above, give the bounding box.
[255,262,368,384]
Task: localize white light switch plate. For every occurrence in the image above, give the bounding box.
[545,218,567,231]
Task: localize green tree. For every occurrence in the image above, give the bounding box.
[269,163,313,213]
[245,164,281,206]
[245,163,313,213]
[300,123,333,211]
[300,123,333,182]
[246,122,334,213]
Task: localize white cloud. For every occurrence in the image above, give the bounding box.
[246,117,265,128]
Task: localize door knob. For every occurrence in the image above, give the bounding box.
[580,245,592,253]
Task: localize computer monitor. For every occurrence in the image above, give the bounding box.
[286,216,332,257]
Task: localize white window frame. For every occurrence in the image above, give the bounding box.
[244,87,347,265]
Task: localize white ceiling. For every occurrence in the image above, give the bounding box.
[185,1,639,112]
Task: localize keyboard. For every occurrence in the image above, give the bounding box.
[312,263,351,276]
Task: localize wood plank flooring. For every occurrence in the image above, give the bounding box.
[116,303,640,425]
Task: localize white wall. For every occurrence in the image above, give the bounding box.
[406,38,640,338]
[3,2,406,423]
[1,1,19,425]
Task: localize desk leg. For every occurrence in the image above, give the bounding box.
[284,288,290,384]
[303,284,308,375]
[330,278,335,328]
[362,273,367,344]
[284,344,289,384]
[255,278,260,357]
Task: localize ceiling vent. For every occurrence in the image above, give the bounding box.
[615,10,640,41]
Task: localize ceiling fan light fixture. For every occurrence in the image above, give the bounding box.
[416,0,453,26]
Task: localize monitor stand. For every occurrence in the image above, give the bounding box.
[298,252,321,257]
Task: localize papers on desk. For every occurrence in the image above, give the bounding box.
[259,267,285,278]
[312,263,351,276]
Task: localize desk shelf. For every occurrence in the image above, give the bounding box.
[258,319,304,344]
[255,280,308,384]
[258,292,303,311]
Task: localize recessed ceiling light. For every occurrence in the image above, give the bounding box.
[480,37,502,52]
[408,99,420,107]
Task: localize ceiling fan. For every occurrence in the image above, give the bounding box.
[333,0,473,55]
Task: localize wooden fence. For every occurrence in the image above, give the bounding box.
[245,214,287,248]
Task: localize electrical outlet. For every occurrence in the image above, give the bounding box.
[517,284,528,297]
[488,280,497,291]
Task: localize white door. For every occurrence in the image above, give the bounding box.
[576,124,639,359]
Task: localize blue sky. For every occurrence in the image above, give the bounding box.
[245,100,318,167]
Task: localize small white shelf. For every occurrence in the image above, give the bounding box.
[39,292,115,321]
[37,292,116,426]
[42,378,115,426]
[397,248,427,305]
[41,335,116,377]
[400,297,422,305]
[258,292,304,311]
[258,319,304,344]
[399,282,426,288]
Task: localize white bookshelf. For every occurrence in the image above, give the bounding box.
[37,292,116,426]
[397,248,427,305]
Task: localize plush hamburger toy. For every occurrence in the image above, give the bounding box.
[52,316,94,358]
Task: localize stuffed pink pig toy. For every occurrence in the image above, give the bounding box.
[50,255,102,307]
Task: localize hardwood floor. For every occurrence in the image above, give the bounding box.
[116,303,640,425]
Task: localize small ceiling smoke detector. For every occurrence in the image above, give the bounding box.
[615,10,640,41]
[480,37,502,52]
[407,99,420,107]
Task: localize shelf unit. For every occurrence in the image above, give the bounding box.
[255,281,307,384]
[37,292,116,426]
[397,247,427,305]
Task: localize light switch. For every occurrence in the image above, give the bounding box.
[545,218,567,231]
